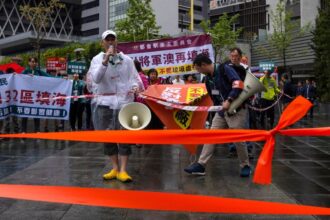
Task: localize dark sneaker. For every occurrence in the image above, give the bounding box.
[184,163,205,175]
[240,165,252,177]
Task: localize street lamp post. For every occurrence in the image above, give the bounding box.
[190,0,194,31]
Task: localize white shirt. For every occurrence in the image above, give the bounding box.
[90,52,144,109]
[172,78,185,85]
[240,62,252,80]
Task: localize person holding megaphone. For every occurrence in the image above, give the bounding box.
[225,48,255,158]
[89,30,144,183]
[184,53,252,178]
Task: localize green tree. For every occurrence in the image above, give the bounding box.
[1,41,102,69]
[200,13,242,62]
[20,0,65,69]
[312,1,330,101]
[268,0,308,76]
[115,0,160,42]
[0,57,12,65]
[85,42,102,62]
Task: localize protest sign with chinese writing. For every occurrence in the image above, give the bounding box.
[0,74,72,120]
[46,57,67,71]
[67,61,87,75]
[141,84,212,154]
[118,34,214,77]
[259,61,275,72]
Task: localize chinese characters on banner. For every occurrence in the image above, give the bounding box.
[144,84,208,105]
[118,34,215,77]
[173,109,193,129]
[46,57,67,72]
[259,61,275,72]
[67,61,87,75]
[141,84,212,154]
[0,74,73,120]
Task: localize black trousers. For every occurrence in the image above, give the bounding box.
[21,118,40,133]
[307,98,314,118]
[69,102,84,130]
[85,102,93,130]
[4,116,19,133]
[260,98,275,129]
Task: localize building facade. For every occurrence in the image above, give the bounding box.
[0,0,82,55]
[79,0,209,41]
[251,0,320,80]
[209,0,322,79]
[108,0,129,30]
[0,0,209,55]
[80,0,110,41]
[178,0,209,33]
[209,0,268,40]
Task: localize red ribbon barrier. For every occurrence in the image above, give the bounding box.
[0,184,329,215]
[280,127,330,136]
[1,96,328,184]
[0,96,329,214]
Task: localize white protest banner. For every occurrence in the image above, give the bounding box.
[117,34,215,77]
[0,74,73,120]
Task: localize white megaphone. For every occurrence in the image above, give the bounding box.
[118,102,152,130]
[228,71,266,114]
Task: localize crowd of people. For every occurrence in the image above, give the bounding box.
[0,59,203,135]
[0,30,318,183]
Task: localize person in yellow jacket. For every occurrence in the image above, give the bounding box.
[259,70,280,129]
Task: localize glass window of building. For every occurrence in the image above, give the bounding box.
[108,0,129,29]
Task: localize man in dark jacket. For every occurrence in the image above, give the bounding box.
[280,73,295,110]
[184,54,251,177]
[225,48,254,158]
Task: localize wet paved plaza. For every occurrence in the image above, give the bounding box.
[0,104,329,219]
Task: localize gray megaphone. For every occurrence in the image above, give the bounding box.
[228,71,266,114]
[118,102,152,130]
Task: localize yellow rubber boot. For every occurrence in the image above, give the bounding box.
[103,169,118,180]
[116,171,133,182]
